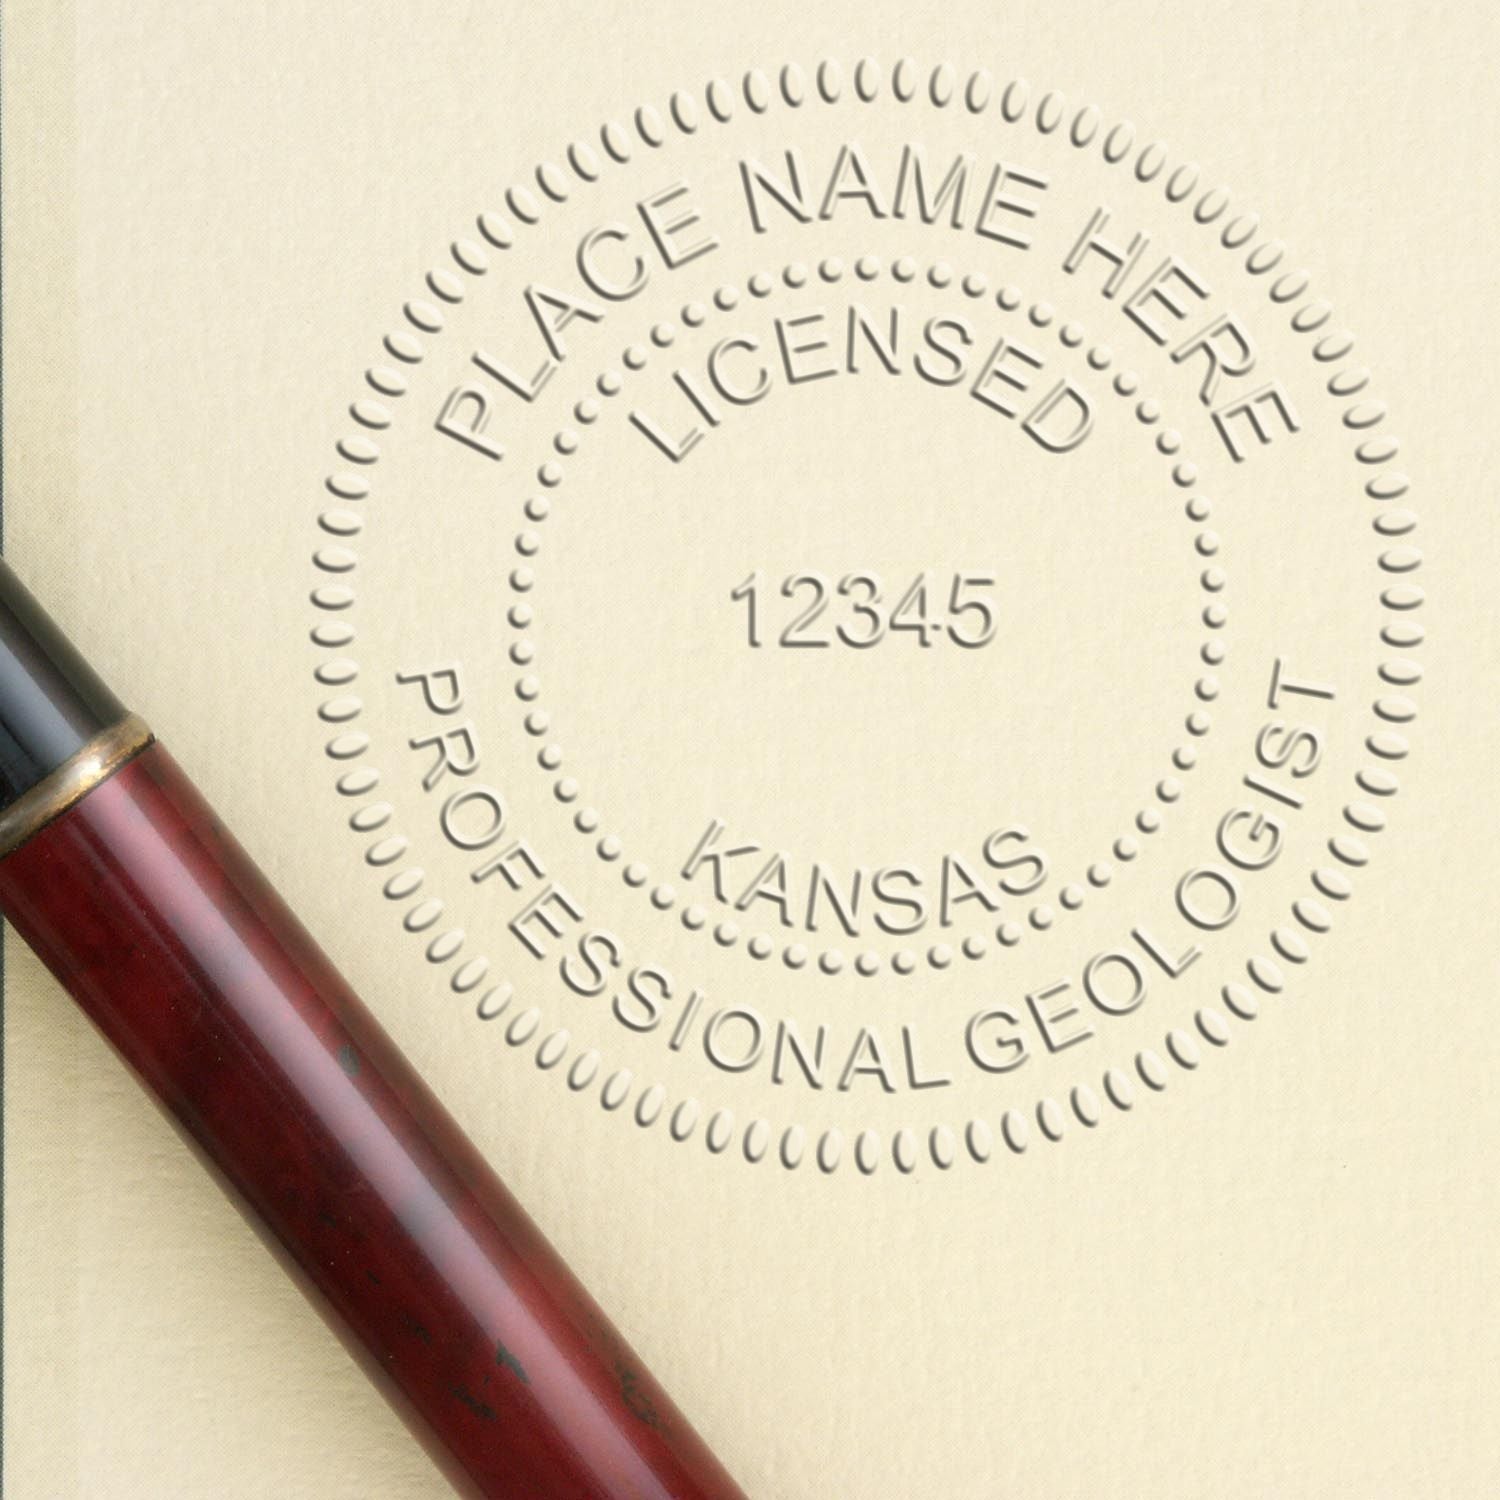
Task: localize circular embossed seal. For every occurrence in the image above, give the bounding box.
[303,58,1421,1179]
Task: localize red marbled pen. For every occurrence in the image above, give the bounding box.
[0,557,747,1500]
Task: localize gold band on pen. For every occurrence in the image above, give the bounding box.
[0,713,156,862]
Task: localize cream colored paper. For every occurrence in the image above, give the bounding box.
[4,3,1498,1496]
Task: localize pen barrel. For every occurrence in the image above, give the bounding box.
[0,741,745,1500]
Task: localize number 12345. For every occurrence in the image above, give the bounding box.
[730,572,997,650]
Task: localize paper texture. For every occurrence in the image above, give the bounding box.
[4,2,1498,1495]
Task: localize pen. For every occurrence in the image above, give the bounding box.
[0,557,748,1499]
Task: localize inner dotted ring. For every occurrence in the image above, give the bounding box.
[504,257,1229,977]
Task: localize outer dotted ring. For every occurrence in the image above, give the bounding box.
[499,256,1226,973]
[307,57,1419,1176]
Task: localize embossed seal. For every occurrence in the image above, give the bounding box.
[304,58,1421,1179]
